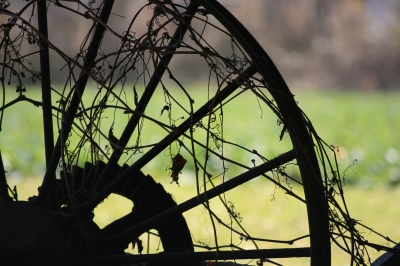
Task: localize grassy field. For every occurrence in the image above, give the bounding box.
[295,90,400,188]
[1,88,399,186]
[13,176,400,265]
[1,87,400,265]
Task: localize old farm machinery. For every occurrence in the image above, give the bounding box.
[0,1,398,265]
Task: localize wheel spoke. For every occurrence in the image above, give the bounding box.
[37,0,115,205]
[37,0,54,170]
[91,1,201,195]
[80,65,257,214]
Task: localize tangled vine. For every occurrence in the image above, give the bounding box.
[0,1,397,265]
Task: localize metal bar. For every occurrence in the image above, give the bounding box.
[79,65,257,214]
[37,0,55,178]
[78,248,310,265]
[108,150,295,247]
[37,0,115,205]
[91,0,200,195]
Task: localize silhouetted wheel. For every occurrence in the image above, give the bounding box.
[0,1,332,265]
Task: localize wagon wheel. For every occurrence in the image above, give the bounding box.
[0,1,340,265]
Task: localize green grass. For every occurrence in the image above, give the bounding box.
[1,87,400,265]
[295,90,400,187]
[1,88,399,186]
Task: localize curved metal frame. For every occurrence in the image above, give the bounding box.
[0,1,331,265]
[195,0,330,264]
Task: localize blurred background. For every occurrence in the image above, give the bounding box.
[223,0,400,91]
[4,0,400,90]
[1,1,400,265]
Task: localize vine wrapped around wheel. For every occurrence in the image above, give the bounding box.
[0,1,398,265]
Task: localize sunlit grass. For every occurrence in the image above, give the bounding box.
[9,175,400,265]
[295,90,400,187]
[1,89,399,186]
